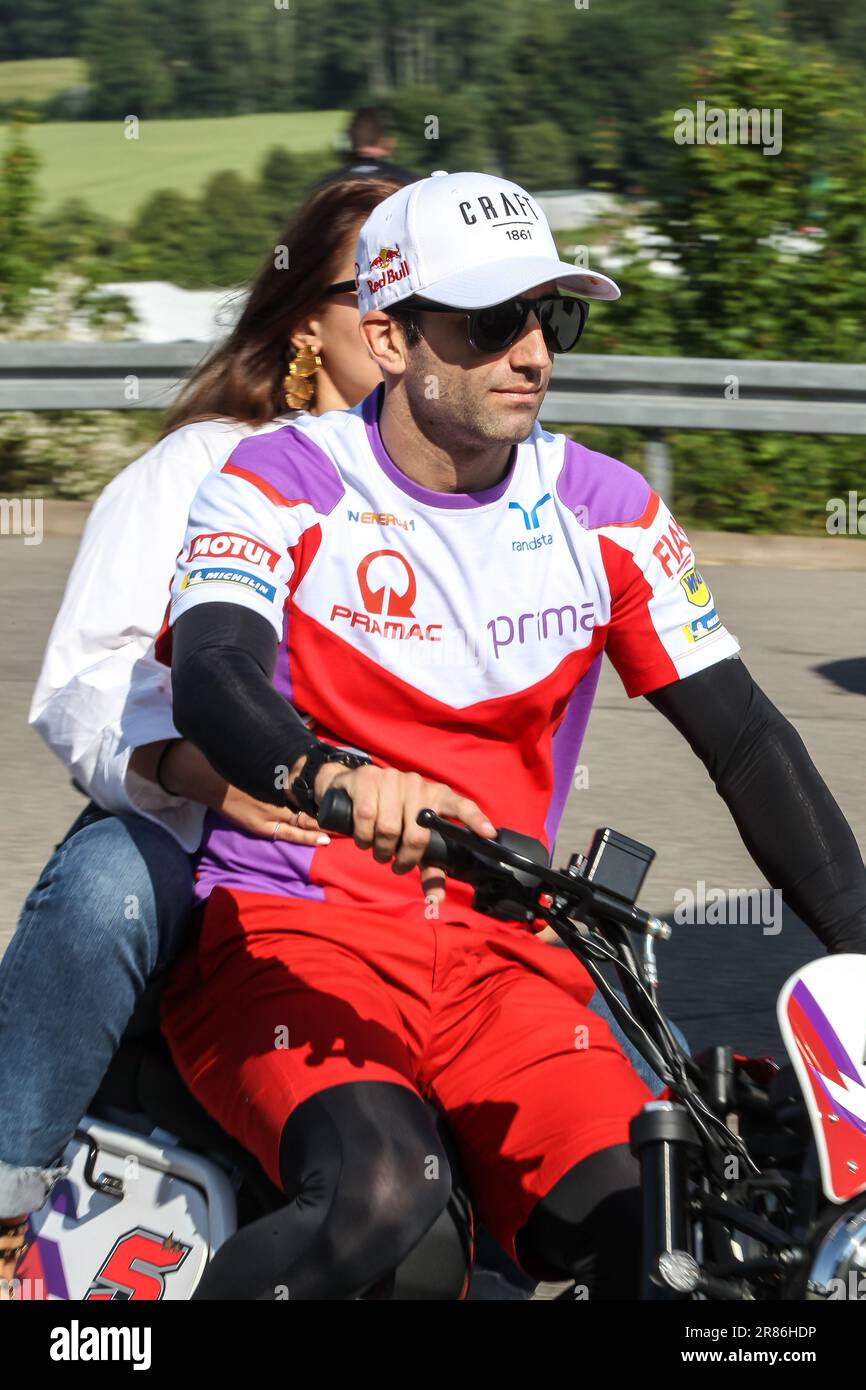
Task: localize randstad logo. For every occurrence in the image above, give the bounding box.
[510,494,551,530]
[331,550,442,641]
[509,493,554,553]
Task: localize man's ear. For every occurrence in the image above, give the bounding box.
[290,314,322,354]
[359,312,410,378]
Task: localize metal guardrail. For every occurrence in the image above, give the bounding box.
[0,343,205,412]
[2,343,865,498]
[544,355,866,435]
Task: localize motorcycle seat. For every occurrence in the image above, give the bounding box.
[86,985,480,1296]
[88,985,286,1212]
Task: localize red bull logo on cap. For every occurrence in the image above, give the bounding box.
[370,245,400,270]
[365,243,411,296]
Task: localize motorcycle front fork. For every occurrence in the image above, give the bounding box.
[630,1101,700,1300]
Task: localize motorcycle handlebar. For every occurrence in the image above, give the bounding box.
[316,787,663,946]
[317,786,454,868]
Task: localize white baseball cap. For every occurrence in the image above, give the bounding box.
[354,170,620,317]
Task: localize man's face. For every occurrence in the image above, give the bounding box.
[400,280,558,449]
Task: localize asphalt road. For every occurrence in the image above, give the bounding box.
[1,530,864,1061]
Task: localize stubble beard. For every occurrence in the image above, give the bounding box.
[405,347,546,452]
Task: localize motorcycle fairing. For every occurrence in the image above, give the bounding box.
[16,1117,237,1299]
[778,955,866,1204]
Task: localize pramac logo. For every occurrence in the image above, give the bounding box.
[331,550,441,641]
[357,549,416,616]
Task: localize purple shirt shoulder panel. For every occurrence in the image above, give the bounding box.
[556,437,652,530]
[229,423,345,516]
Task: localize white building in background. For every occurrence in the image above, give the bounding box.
[11,280,245,344]
[96,282,245,342]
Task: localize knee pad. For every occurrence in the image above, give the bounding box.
[516,1143,642,1298]
[364,1106,474,1300]
[195,1083,452,1300]
[278,1084,452,1280]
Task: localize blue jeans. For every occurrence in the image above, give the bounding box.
[0,804,193,1216]
[587,984,687,1094]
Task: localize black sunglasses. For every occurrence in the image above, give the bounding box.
[394,293,590,355]
[324,280,357,297]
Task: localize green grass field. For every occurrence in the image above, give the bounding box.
[0,56,86,101]
[4,110,347,220]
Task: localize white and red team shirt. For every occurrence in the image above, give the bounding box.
[166,385,740,911]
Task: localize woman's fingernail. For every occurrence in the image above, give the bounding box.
[316,834,331,845]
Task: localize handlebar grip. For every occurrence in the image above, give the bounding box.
[317,786,453,869]
[316,786,355,837]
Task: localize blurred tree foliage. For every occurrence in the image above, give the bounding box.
[4,0,866,192]
[581,0,866,530]
[3,0,866,527]
[384,87,493,175]
[119,148,333,289]
[0,121,133,333]
[0,119,47,322]
[0,0,89,59]
[637,0,866,362]
[0,410,161,497]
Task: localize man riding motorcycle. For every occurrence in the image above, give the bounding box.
[158,171,866,1300]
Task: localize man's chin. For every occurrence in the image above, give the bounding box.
[486,394,544,440]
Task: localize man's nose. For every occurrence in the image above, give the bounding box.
[509,312,551,369]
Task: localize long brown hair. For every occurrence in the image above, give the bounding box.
[162,178,402,435]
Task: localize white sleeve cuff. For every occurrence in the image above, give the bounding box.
[89,718,208,854]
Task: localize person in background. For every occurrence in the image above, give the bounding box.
[317,106,418,187]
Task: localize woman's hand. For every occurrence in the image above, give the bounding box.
[136,738,329,846]
[215,784,328,844]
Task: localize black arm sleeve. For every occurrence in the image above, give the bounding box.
[645,656,866,954]
[171,603,318,807]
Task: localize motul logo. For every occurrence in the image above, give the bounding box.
[188,532,280,572]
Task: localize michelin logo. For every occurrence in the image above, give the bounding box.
[181,566,276,602]
[682,608,722,643]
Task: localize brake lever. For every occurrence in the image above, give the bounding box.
[420,810,670,945]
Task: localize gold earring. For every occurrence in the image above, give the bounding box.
[283,345,322,411]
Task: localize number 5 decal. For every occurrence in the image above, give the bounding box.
[85,1227,191,1300]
